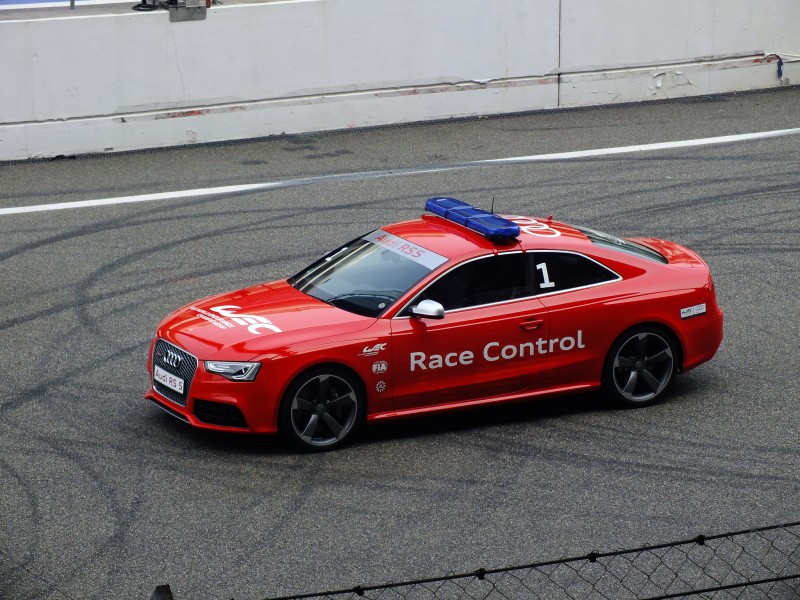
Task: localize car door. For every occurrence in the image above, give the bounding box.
[389,252,550,412]
[528,251,624,389]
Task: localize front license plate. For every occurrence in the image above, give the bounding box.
[154,365,185,394]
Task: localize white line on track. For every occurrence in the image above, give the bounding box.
[3,127,800,216]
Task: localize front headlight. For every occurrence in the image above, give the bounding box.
[204,361,261,381]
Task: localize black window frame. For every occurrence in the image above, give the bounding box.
[396,249,623,318]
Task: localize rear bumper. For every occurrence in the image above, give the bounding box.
[681,306,724,372]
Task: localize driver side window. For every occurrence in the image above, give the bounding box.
[413,253,528,311]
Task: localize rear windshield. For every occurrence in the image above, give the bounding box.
[288,230,448,318]
[573,225,668,264]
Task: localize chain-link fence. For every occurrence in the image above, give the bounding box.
[262,522,800,600]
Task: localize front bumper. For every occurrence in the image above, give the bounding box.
[146,338,280,434]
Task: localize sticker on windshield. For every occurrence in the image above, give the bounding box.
[364,230,448,270]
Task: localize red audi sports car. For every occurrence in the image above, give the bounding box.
[146,198,723,450]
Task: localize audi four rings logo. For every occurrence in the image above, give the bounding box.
[162,350,182,369]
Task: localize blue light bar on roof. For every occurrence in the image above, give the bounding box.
[425,197,520,241]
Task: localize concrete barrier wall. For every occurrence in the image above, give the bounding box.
[1,0,798,160]
[560,0,797,71]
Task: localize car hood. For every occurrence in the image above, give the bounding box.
[157,280,376,359]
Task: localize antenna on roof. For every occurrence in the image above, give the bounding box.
[491,197,495,215]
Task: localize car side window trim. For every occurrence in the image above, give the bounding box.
[393,249,624,318]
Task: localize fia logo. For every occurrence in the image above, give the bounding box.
[372,361,388,374]
[359,343,387,357]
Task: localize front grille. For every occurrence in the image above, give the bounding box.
[193,400,248,428]
[152,339,198,407]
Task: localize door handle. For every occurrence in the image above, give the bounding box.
[519,318,544,331]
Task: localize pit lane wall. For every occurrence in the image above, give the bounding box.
[2,0,799,161]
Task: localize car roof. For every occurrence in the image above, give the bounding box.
[383,213,592,262]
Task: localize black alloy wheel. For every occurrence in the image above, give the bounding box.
[279,366,364,451]
[604,326,678,407]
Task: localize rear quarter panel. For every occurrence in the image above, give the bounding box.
[539,256,720,388]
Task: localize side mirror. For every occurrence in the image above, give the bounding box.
[411,299,445,320]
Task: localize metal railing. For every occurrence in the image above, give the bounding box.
[257,522,800,600]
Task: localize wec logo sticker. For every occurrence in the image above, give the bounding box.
[209,305,282,335]
[359,343,387,357]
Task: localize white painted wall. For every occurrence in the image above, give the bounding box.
[1,0,798,160]
[1,0,559,123]
[559,0,797,72]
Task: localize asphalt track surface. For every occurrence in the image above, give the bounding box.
[1,88,799,600]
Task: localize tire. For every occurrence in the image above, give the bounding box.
[603,326,678,408]
[279,366,365,451]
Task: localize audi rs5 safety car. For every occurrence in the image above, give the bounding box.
[146,197,723,450]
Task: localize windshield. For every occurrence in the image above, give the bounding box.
[574,225,668,264]
[288,230,448,318]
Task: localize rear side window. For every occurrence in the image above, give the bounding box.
[530,251,619,294]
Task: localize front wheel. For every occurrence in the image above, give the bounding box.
[603,326,678,407]
[279,366,364,451]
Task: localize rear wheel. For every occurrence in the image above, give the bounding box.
[279,366,364,451]
[604,326,678,407]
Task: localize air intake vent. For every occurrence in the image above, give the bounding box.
[193,400,248,428]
